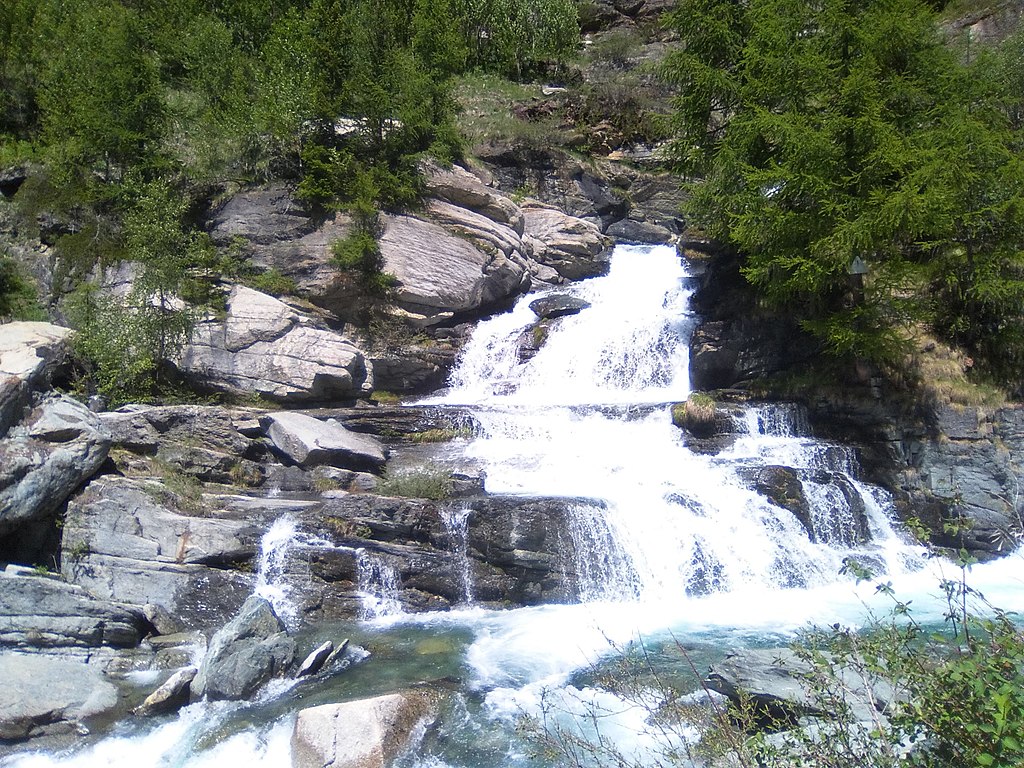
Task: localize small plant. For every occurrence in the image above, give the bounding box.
[311,474,344,493]
[672,392,718,438]
[66,540,91,561]
[377,465,453,501]
[228,460,263,488]
[372,390,402,404]
[409,427,472,443]
[243,268,298,297]
[150,459,206,515]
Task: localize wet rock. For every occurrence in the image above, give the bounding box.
[0,322,73,436]
[746,466,809,520]
[0,571,148,649]
[295,641,333,677]
[606,218,675,244]
[0,653,119,741]
[707,648,895,727]
[0,396,111,536]
[177,286,373,403]
[261,411,387,472]
[192,596,295,701]
[134,666,196,717]
[529,294,591,320]
[291,691,436,768]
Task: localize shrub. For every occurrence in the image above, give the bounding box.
[377,466,453,501]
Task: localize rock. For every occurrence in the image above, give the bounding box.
[291,692,436,768]
[262,411,386,471]
[707,648,894,727]
[0,571,148,649]
[529,294,591,320]
[0,395,111,536]
[379,213,529,326]
[296,641,333,677]
[421,160,524,233]
[192,595,295,701]
[61,477,257,630]
[177,286,373,403]
[0,653,119,741]
[134,666,196,717]
[748,466,809,521]
[522,203,612,281]
[606,218,675,244]
[0,322,73,436]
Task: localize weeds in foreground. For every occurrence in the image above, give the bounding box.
[377,465,453,501]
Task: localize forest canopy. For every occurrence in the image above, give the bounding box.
[662,0,1024,393]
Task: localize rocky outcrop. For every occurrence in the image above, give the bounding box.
[291,692,436,768]
[943,0,1024,47]
[191,595,295,701]
[0,571,148,649]
[522,203,611,281]
[379,212,530,327]
[60,477,257,630]
[100,403,268,484]
[806,397,1024,558]
[176,286,373,403]
[0,396,111,541]
[261,411,387,471]
[707,648,895,727]
[0,322,72,436]
[0,653,119,741]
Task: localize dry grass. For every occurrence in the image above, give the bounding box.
[900,326,1007,408]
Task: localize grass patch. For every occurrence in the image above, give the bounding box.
[377,465,453,501]
[672,392,718,437]
[902,326,1007,408]
[149,458,207,515]
[454,72,567,148]
[409,427,472,443]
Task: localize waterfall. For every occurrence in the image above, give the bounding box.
[433,243,926,601]
[355,549,403,619]
[441,507,475,605]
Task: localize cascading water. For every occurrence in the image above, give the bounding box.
[8,243,1024,768]
[441,508,475,605]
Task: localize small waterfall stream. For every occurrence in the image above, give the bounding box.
[6,243,1024,768]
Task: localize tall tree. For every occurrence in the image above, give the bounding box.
[663,0,1024,378]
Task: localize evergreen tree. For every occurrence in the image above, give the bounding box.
[663,0,1024,380]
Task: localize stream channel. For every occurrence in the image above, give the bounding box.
[6,243,1024,767]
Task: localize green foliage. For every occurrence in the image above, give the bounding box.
[457,0,580,77]
[662,0,1024,386]
[0,254,44,320]
[377,465,454,500]
[243,268,298,297]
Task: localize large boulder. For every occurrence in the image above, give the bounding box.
[61,477,257,630]
[0,653,119,741]
[0,571,148,649]
[521,203,612,281]
[291,692,436,768]
[0,395,111,537]
[0,322,72,436]
[379,213,530,327]
[261,411,387,472]
[192,595,295,701]
[707,648,895,727]
[421,160,524,233]
[176,286,373,403]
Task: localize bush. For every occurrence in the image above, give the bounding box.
[0,255,44,321]
[377,466,453,501]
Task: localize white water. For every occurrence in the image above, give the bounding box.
[8,243,1024,768]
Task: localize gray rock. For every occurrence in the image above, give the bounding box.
[261,411,386,471]
[134,666,197,717]
[0,653,119,741]
[192,596,295,701]
[606,218,675,244]
[61,477,257,629]
[0,572,148,649]
[421,160,524,233]
[0,396,111,536]
[529,294,591,320]
[522,203,612,280]
[379,213,529,326]
[291,692,436,768]
[0,322,73,436]
[177,286,373,403]
[295,640,333,677]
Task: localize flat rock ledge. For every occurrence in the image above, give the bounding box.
[0,652,118,741]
